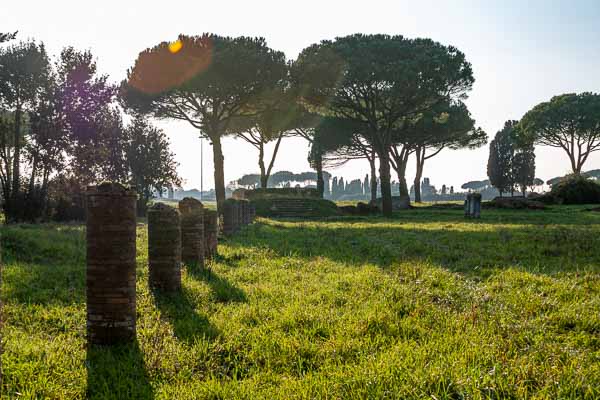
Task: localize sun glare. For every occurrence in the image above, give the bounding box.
[169,40,183,54]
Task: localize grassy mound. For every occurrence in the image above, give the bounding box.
[250,197,341,218]
[2,207,600,398]
[244,187,320,200]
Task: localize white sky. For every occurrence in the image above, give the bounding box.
[3,0,600,190]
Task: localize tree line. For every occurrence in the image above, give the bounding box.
[0,33,180,221]
[121,33,487,216]
[487,93,600,197]
[3,30,599,220]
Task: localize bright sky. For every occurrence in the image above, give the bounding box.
[3,0,600,190]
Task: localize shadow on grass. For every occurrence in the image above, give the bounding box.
[227,215,600,278]
[153,287,220,345]
[186,263,247,303]
[86,340,154,399]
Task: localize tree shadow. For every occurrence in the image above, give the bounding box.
[185,263,247,303]
[152,287,220,345]
[226,214,600,278]
[86,340,154,399]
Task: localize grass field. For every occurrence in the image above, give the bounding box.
[2,205,600,399]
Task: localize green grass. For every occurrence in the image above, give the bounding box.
[2,206,600,399]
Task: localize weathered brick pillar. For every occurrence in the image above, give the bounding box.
[249,202,256,223]
[240,201,245,227]
[203,209,218,259]
[245,201,253,224]
[470,193,482,218]
[178,197,204,267]
[147,203,181,291]
[86,183,137,345]
[241,200,248,225]
[222,199,235,236]
[465,193,482,218]
[234,200,241,232]
[464,195,471,217]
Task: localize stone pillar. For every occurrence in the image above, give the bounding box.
[147,203,181,291]
[86,183,137,345]
[249,203,256,223]
[234,200,241,231]
[240,200,246,225]
[178,197,204,267]
[222,200,235,236]
[203,209,218,259]
[470,193,482,218]
[465,193,482,218]
[464,195,470,217]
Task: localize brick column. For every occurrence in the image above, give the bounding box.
[222,199,235,236]
[203,209,218,259]
[86,183,137,345]
[178,197,204,267]
[249,202,256,223]
[465,193,482,218]
[147,203,181,291]
[244,200,251,224]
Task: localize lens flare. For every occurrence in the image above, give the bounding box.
[169,40,183,53]
[127,35,213,94]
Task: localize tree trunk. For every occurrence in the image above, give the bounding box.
[316,163,324,198]
[28,154,38,195]
[258,142,267,189]
[8,106,22,222]
[393,148,410,197]
[413,175,421,203]
[211,135,226,216]
[398,161,409,197]
[313,146,325,198]
[369,156,377,202]
[414,147,425,203]
[41,168,50,220]
[378,150,393,217]
[264,132,284,189]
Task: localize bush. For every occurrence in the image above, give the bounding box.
[47,175,87,222]
[545,175,600,205]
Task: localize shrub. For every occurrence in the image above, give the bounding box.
[545,175,600,205]
[47,175,87,222]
